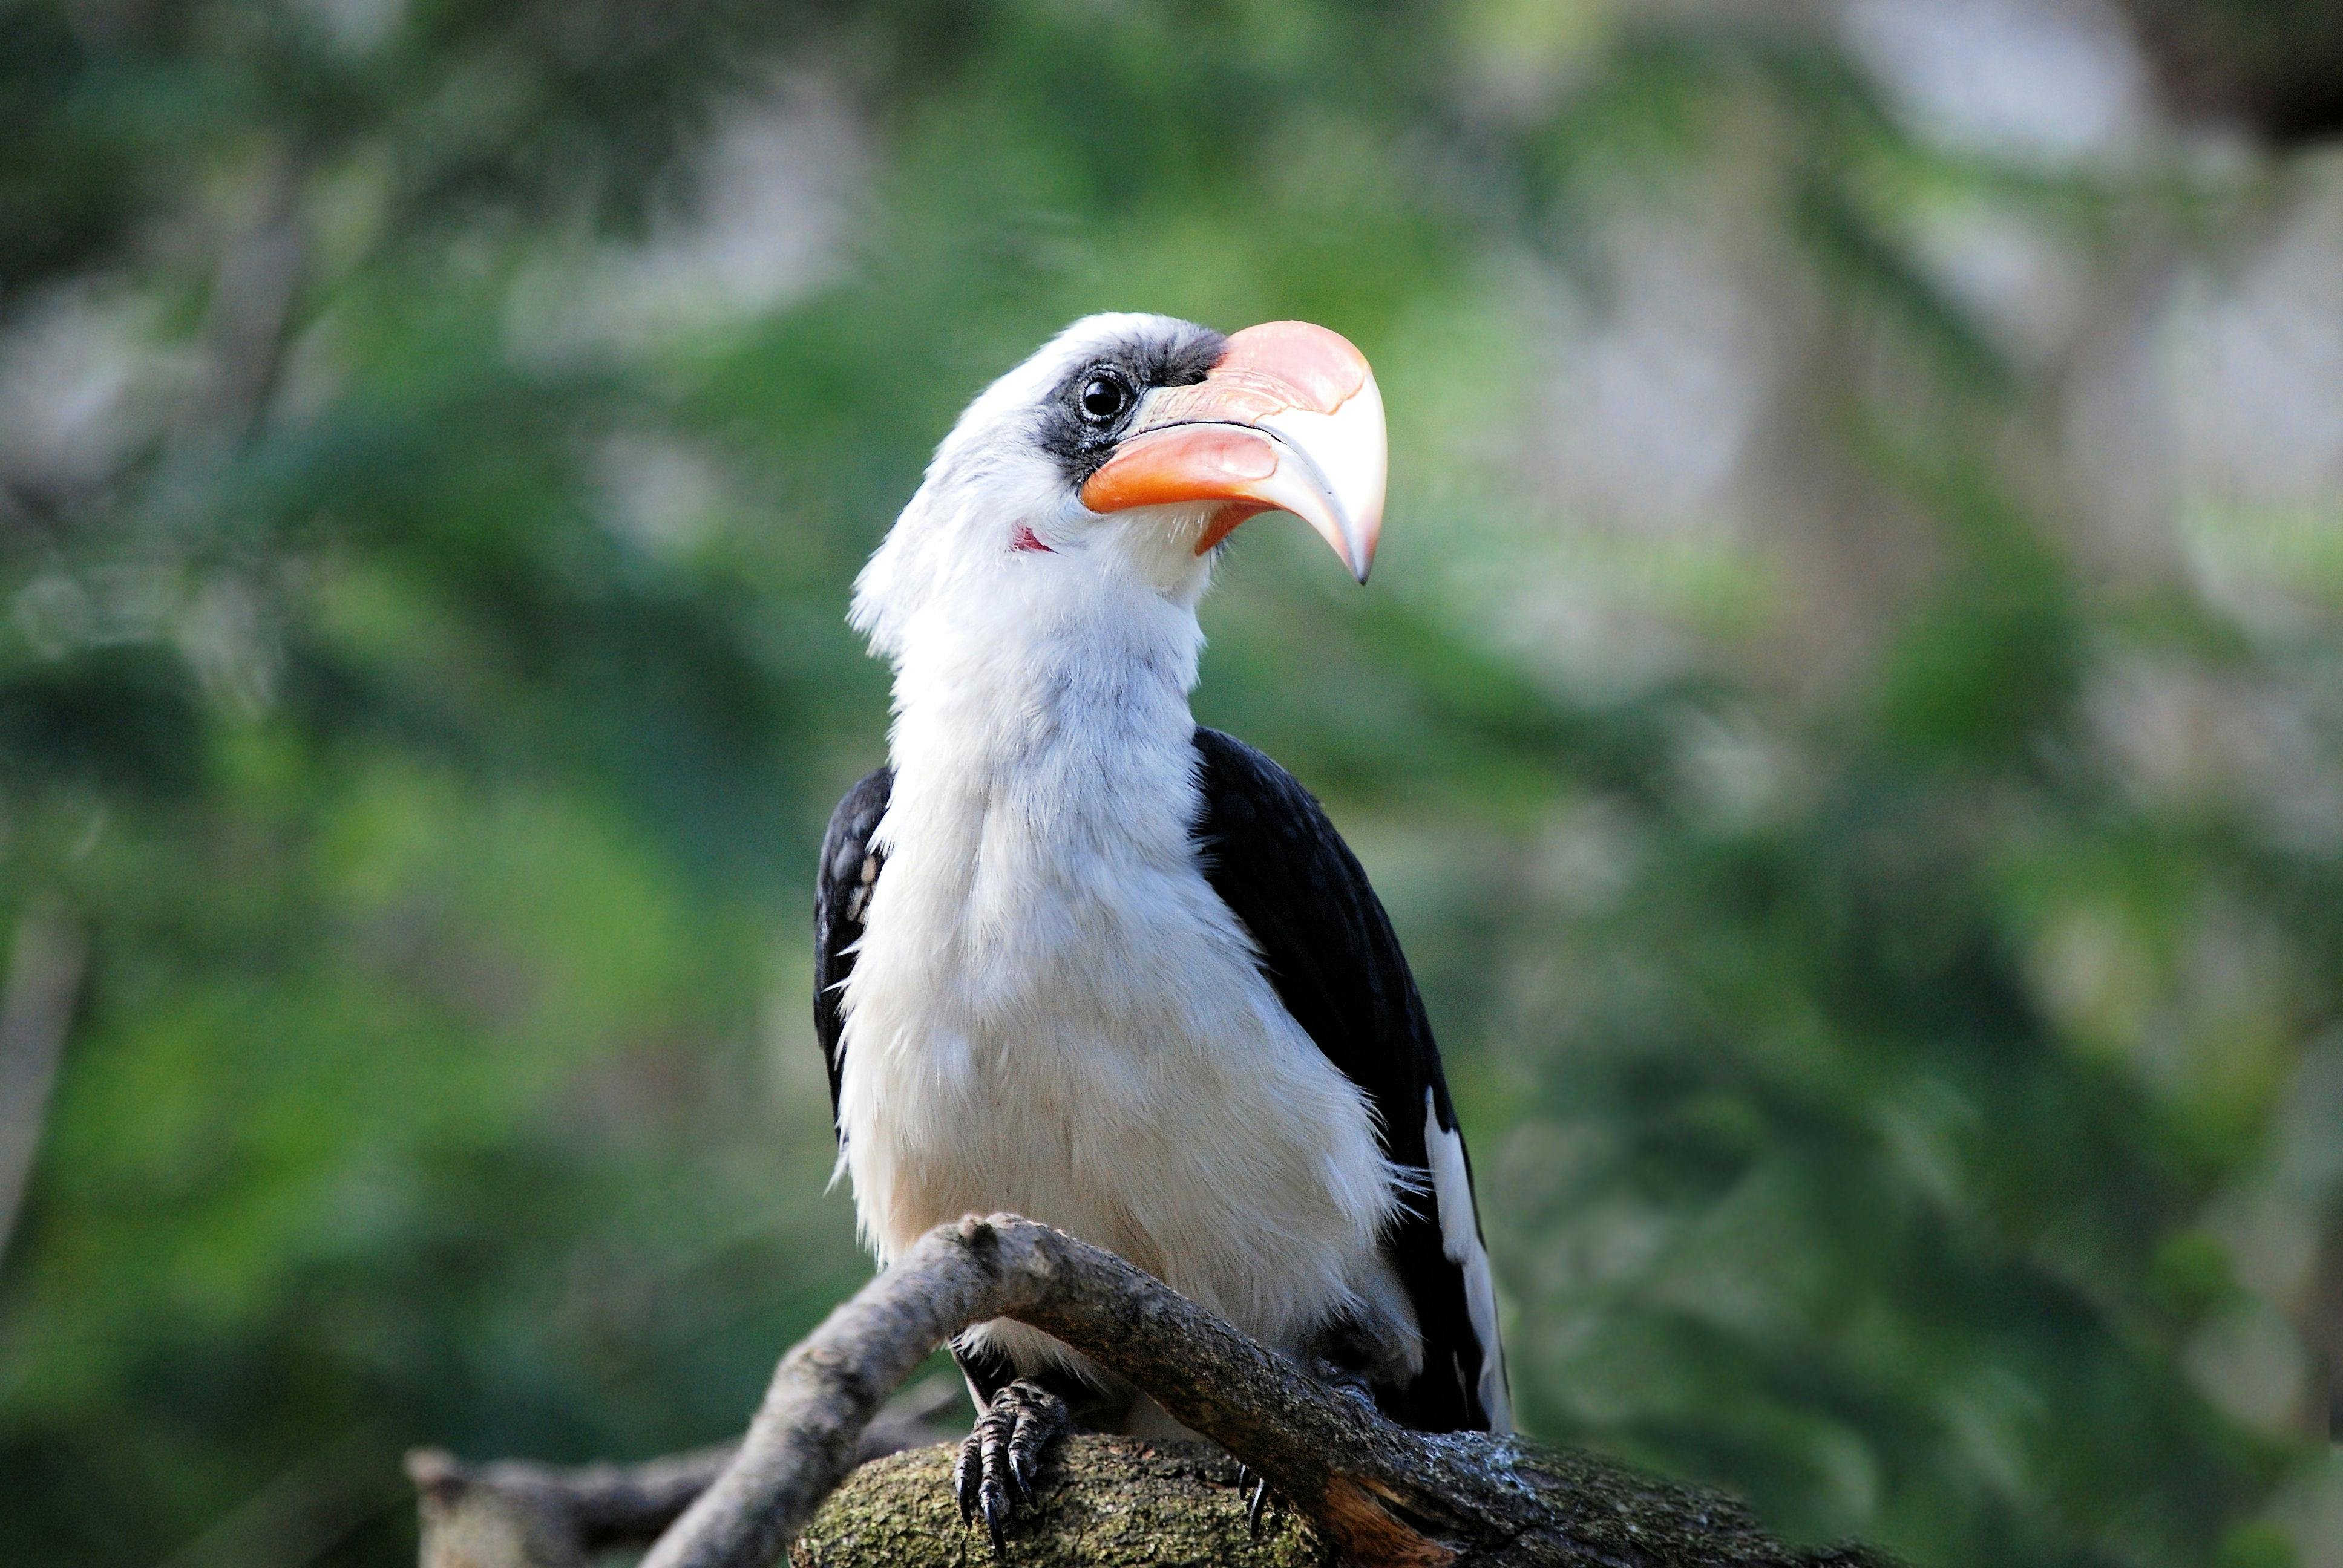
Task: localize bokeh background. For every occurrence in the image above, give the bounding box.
[7,2,2343,1565]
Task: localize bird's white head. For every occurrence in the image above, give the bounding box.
[851,312,1386,665]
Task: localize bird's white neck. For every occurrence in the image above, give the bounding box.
[880,558,1207,802]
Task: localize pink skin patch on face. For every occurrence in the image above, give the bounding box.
[1011,524,1053,554]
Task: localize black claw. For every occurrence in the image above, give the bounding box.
[1247,1476,1269,1535]
[1235,1462,1255,1491]
[982,1484,1008,1553]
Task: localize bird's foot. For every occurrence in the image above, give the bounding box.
[1309,1353,1383,1410]
[1228,1354,1377,1538]
[955,1379,1070,1553]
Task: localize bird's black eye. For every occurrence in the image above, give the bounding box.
[1078,374,1131,423]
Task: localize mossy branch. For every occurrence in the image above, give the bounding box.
[410,1214,1897,1568]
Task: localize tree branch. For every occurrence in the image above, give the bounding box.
[413,1214,1895,1568]
[410,1379,960,1568]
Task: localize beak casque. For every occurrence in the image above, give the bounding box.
[1077,321,1387,582]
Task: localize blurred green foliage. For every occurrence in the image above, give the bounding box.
[4,4,2341,1568]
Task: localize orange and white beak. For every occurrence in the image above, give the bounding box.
[1078,321,1386,583]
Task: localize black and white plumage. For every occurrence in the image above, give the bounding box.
[811,313,1506,1521]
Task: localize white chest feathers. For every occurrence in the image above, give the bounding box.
[832,678,1406,1377]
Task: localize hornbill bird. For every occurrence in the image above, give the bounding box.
[813,314,1507,1544]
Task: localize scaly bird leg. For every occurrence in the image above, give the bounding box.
[953,1378,1070,1553]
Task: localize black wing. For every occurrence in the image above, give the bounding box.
[1191,727,1506,1433]
[814,766,893,1137]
